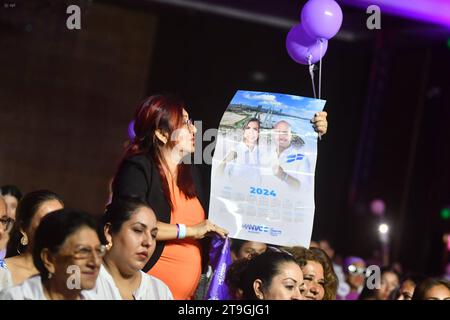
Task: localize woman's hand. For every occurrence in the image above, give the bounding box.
[187,219,228,239]
[272,163,284,180]
[311,111,328,136]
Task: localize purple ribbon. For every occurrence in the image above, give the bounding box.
[0,248,6,268]
[205,236,232,300]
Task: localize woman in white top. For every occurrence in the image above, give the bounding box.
[90,196,172,300]
[0,190,64,290]
[0,209,104,300]
[217,118,263,184]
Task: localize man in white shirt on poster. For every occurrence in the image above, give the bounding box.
[270,120,315,196]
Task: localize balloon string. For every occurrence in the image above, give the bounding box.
[308,55,321,140]
[319,40,323,100]
[308,55,317,99]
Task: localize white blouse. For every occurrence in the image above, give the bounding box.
[0,275,98,300]
[87,265,173,300]
[0,265,13,291]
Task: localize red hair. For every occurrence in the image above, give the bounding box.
[121,94,196,210]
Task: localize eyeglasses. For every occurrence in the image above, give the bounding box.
[0,217,14,232]
[71,244,107,260]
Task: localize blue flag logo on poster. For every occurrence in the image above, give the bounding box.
[286,153,305,163]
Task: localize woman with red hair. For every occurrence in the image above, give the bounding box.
[111,94,328,299]
[111,95,228,299]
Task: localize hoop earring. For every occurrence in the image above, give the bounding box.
[20,235,28,246]
[17,235,28,255]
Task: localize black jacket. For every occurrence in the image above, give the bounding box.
[112,153,210,272]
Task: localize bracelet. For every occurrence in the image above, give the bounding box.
[177,223,187,239]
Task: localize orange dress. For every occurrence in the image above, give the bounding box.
[148,179,205,300]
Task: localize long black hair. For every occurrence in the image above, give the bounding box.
[412,278,450,300]
[102,196,153,237]
[389,273,427,300]
[6,190,63,257]
[226,250,298,300]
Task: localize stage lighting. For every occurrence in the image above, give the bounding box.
[378,223,389,234]
[440,207,450,220]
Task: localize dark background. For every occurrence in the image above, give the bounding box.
[1,0,449,275]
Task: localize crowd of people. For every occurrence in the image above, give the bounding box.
[0,94,449,300]
[0,192,448,300]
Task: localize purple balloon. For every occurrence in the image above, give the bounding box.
[370,199,386,217]
[301,0,343,40]
[128,120,136,140]
[286,23,328,65]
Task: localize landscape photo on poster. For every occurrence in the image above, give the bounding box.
[209,90,326,247]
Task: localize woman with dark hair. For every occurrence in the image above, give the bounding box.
[111,95,228,299]
[0,185,22,221]
[225,250,304,300]
[90,196,172,299]
[0,190,63,289]
[226,250,304,300]
[194,239,268,299]
[412,278,450,300]
[217,118,265,184]
[374,267,400,300]
[392,273,426,300]
[283,246,338,300]
[0,209,103,300]
[230,239,267,261]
